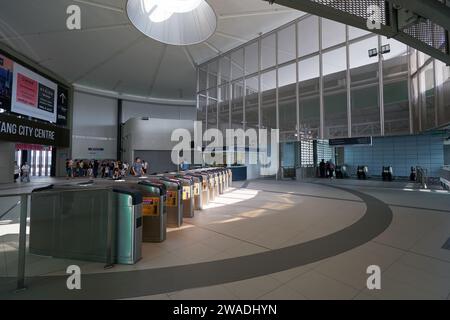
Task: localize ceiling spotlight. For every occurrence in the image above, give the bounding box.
[368,48,378,58]
[381,44,391,54]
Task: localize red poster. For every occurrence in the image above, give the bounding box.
[16,73,38,107]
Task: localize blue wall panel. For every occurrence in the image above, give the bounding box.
[344,133,445,177]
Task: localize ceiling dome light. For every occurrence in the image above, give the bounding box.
[127,0,217,46]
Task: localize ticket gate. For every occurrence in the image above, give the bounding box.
[357,166,369,180]
[154,177,183,227]
[177,173,203,210]
[189,173,208,209]
[382,166,394,181]
[166,174,194,218]
[30,184,143,265]
[135,181,167,242]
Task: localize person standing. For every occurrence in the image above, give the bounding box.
[131,157,144,177]
[21,162,30,183]
[93,160,99,178]
[319,159,326,178]
[14,161,20,182]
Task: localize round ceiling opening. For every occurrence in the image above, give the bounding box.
[126,0,217,46]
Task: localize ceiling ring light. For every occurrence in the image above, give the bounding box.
[126,0,217,46]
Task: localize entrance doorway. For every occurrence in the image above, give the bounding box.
[15,144,53,177]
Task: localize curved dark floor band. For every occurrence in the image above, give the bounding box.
[2,183,393,300]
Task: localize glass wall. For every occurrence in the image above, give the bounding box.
[411,48,450,130]
[196,14,450,168]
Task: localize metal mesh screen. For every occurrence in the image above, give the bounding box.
[311,0,387,25]
[404,19,448,53]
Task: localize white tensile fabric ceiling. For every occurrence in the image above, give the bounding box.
[0,0,304,101]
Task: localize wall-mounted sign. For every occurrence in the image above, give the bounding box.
[0,53,70,126]
[0,113,70,147]
[329,137,373,146]
[57,87,68,126]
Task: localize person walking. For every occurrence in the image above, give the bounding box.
[93,160,99,178]
[21,162,30,183]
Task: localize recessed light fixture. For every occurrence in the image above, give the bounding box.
[126,0,217,46]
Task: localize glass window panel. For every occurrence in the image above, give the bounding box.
[436,60,450,126]
[412,75,420,132]
[278,63,297,141]
[261,70,277,130]
[350,36,380,136]
[218,84,230,132]
[349,36,379,69]
[298,16,319,57]
[349,26,370,40]
[207,88,218,129]
[382,37,410,136]
[231,49,244,80]
[245,42,259,75]
[245,76,259,130]
[322,18,346,49]
[231,80,244,129]
[323,47,348,138]
[198,93,207,133]
[261,34,276,70]
[220,55,231,83]
[298,56,320,138]
[199,66,207,91]
[278,24,296,64]
[410,49,418,74]
[419,62,436,130]
[207,60,218,89]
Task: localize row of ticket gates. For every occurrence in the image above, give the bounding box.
[28,168,232,266]
[335,165,394,181]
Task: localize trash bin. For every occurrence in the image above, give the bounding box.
[156,177,183,227]
[112,186,143,265]
[131,181,167,242]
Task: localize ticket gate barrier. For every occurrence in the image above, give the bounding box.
[30,184,143,265]
[136,181,167,243]
[382,166,394,181]
[155,177,183,227]
[166,174,194,218]
[186,173,207,209]
[112,186,143,264]
[357,166,369,180]
[190,171,211,207]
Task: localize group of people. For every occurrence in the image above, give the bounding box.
[13,161,31,183]
[319,159,336,178]
[65,158,149,180]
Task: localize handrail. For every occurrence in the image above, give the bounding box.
[0,200,21,220]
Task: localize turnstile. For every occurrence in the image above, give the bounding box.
[155,177,183,227]
[167,174,194,218]
[135,181,167,242]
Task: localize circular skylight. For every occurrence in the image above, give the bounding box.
[126,0,217,46]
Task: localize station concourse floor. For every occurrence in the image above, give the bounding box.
[1,177,450,300]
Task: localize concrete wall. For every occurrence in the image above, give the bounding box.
[0,142,15,184]
[122,100,196,122]
[122,118,194,165]
[71,91,196,160]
